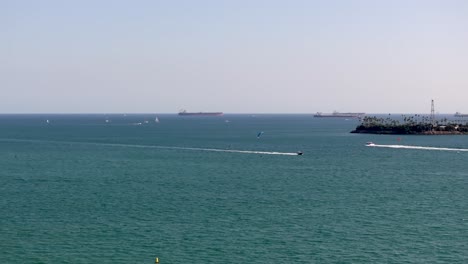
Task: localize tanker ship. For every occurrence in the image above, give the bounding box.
[314,111,365,118]
[178,110,223,116]
[454,112,468,117]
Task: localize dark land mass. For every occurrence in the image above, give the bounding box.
[351,115,468,135]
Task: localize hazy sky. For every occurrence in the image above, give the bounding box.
[2,0,468,113]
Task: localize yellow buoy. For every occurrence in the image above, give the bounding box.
[155,257,159,263]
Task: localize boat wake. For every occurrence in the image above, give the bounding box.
[367,144,468,152]
[173,147,299,156]
[0,138,299,156]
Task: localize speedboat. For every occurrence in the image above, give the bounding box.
[297,151,303,155]
[366,142,375,146]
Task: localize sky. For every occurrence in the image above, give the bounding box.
[2,0,468,114]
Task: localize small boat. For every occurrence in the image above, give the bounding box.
[297,151,303,155]
[366,142,375,146]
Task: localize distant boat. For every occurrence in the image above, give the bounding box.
[296,151,303,155]
[314,111,365,118]
[454,112,468,117]
[155,117,160,123]
[366,142,375,146]
[178,109,223,116]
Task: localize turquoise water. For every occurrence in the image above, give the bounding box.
[1,114,467,263]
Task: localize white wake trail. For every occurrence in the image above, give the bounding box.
[0,138,300,156]
[174,147,299,156]
[368,144,468,152]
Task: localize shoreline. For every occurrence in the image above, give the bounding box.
[352,115,468,135]
[351,129,468,135]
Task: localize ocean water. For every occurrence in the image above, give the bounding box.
[0,114,467,263]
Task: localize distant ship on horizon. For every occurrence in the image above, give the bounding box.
[178,109,224,116]
[454,112,468,117]
[313,111,365,118]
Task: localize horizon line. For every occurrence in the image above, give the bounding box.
[0,112,464,115]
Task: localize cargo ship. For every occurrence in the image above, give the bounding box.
[454,112,468,117]
[314,111,365,118]
[178,110,223,116]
